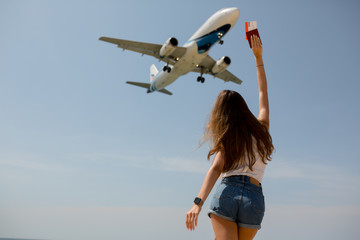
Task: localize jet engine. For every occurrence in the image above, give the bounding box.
[159,37,178,57]
[211,56,231,74]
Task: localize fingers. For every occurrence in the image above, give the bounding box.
[185,205,201,231]
[186,212,191,230]
[251,35,261,48]
[186,212,195,230]
[185,211,199,231]
[251,35,263,58]
[185,213,191,230]
[195,213,198,227]
[250,35,255,48]
[253,35,258,48]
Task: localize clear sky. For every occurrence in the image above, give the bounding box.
[1,0,359,239]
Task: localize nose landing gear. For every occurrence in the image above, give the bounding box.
[217,32,224,45]
[163,65,171,73]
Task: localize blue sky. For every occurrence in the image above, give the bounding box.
[0,0,359,239]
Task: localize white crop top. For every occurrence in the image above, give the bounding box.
[220,145,267,183]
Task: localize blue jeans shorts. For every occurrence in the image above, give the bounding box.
[208,175,265,229]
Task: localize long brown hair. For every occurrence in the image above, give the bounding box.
[202,90,274,172]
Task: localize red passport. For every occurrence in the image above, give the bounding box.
[245,21,262,48]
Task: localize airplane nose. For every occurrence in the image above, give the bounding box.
[222,7,239,23]
[229,7,240,19]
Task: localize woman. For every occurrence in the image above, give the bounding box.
[185,35,274,240]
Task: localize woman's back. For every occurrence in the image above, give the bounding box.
[203,90,273,177]
[221,139,267,183]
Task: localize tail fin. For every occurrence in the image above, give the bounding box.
[150,64,159,82]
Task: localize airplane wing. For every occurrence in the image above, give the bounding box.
[192,55,242,84]
[99,37,187,65]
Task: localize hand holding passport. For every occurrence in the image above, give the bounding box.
[245,21,262,48]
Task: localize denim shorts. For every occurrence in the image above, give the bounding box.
[208,175,265,229]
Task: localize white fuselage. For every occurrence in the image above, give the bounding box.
[149,7,239,93]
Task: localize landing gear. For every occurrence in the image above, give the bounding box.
[163,65,171,73]
[197,66,205,83]
[217,32,224,45]
[197,76,205,83]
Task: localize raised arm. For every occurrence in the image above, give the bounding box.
[251,35,269,129]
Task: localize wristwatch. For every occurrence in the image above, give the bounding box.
[194,197,204,206]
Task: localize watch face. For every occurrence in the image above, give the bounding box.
[194,197,201,204]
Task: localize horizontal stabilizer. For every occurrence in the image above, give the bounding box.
[126,81,172,95]
[126,81,151,89]
[158,88,172,95]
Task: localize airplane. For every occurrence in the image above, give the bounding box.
[99,7,241,95]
